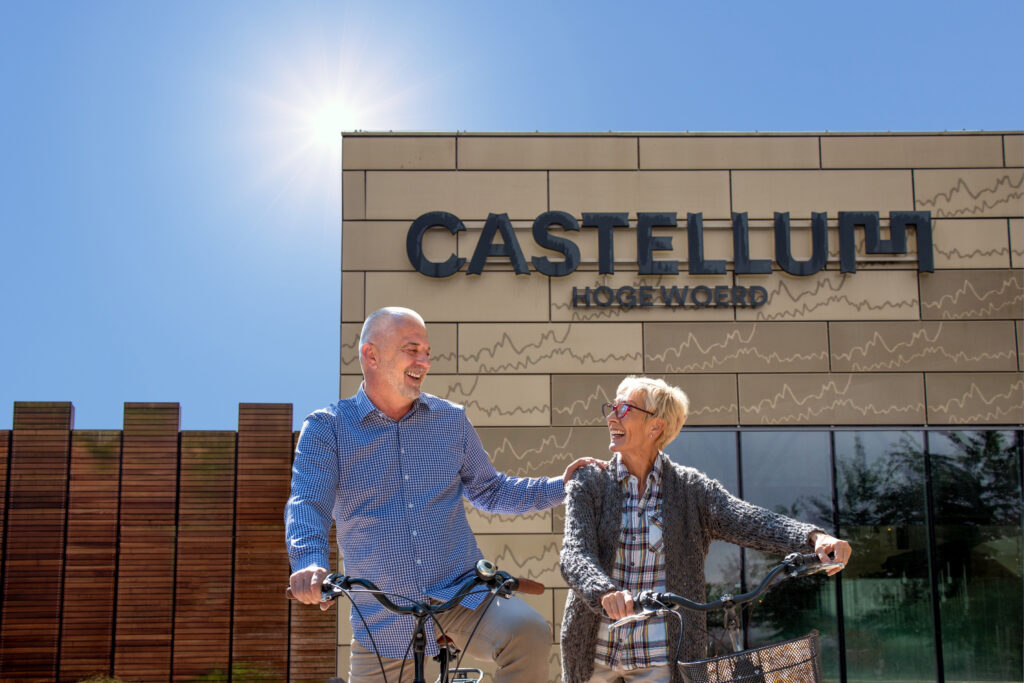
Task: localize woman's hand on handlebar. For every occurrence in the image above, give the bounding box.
[601,589,636,620]
[810,532,853,575]
[287,564,334,611]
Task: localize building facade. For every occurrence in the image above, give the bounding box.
[340,132,1023,682]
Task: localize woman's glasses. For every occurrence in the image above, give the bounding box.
[601,401,655,420]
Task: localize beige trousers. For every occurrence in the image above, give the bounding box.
[347,594,551,683]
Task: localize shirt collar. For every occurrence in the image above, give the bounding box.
[613,451,666,488]
[354,382,430,422]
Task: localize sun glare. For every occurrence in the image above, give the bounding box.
[236,34,428,223]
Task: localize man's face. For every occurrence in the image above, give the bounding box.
[370,316,432,403]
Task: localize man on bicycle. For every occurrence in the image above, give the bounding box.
[286,306,599,683]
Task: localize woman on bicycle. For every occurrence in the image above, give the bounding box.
[559,376,851,683]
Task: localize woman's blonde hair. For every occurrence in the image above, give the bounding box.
[617,376,689,452]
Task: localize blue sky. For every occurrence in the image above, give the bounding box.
[2,0,1021,430]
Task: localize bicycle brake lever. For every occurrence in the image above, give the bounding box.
[608,608,658,631]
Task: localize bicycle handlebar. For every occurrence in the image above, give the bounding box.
[639,552,841,614]
[608,552,842,631]
[317,559,545,617]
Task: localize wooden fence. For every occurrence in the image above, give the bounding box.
[0,402,337,682]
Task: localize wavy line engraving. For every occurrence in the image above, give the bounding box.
[489,541,561,581]
[552,385,615,421]
[438,376,548,417]
[488,430,578,475]
[917,174,1024,217]
[929,379,1023,423]
[461,326,641,372]
[742,375,923,424]
[835,324,1015,370]
[648,325,825,371]
[752,276,917,321]
[921,277,1023,319]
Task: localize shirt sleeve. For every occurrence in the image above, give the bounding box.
[457,410,565,514]
[284,411,340,572]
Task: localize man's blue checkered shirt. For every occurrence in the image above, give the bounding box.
[285,385,565,658]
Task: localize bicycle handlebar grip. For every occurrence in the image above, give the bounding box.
[513,578,546,595]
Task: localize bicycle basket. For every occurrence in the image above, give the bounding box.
[677,630,821,683]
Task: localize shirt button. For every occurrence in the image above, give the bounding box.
[408,503,414,508]
[412,530,418,537]
[401,449,405,454]
[416,559,422,565]
[404,475,409,480]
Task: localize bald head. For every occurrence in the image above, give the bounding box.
[360,307,425,346]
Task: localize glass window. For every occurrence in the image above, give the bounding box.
[929,430,1023,682]
[740,431,839,682]
[835,430,936,682]
[667,430,742,656]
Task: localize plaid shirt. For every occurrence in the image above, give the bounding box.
[285,386,565,658]
[594,452,669,670]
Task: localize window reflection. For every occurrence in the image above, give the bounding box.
[741,431,839,682]
[930,430,1022,682]
[834,431,936,682]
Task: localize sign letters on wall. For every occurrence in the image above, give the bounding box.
[405,210,933,309]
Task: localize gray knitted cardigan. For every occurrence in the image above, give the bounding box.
[559,460,821,683]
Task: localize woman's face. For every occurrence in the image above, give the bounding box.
[606,388,657,459]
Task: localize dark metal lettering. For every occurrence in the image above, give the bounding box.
[775,211,828,276]
[732,212,772,274]
[637,213,679,275]
[531,211,581,277]
[406,211,466,278]
[687,213,726,275]
[582,213,629,274]
[467,213,529,275]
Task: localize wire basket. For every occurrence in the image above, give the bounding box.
[677,630,821,683]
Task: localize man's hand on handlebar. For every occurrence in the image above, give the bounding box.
[809,532,853,575]
[287,564,334,611]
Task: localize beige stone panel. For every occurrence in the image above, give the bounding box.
[732,170,912,219]
[364,271,549,322]
[1011,219,1022,268]
[550,374,738,427]
[365,171,548,221]
[1005,135,1022,167]
[821,135,1004,168]
[1017,320,1023,371]
[479,425,611,481]
[339,374,361,398]
[640,136,820,170]
[342,171,365,220]
[425,374,550,426]
[549,170,731,218]
[919,269,1023,320]
[735,271,920,322]
[914,169,1024,218]
[926,372,1024,425]
[459,323,643,374]
[342,135,455,170]
[340,322,361,374]
[344,220,460,270]
[458,136,638,170]
[341,271,365,322]
[645,322,828,373]
[476,533,564,587]
[933,219,1012,268]
[550,272,736,322]
[551,374,621,426]
[830,321,1018,372]
[336,644,349,680]
[466,502,552,534]
[739,373,926,425]
[667,373,738,426]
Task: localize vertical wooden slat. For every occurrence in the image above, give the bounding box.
[288,430,340,683]
[114,403,179,682]
[172,431,235,681]
[0,428,10,578]
[0,402,73,680]
[59,430,121,681]
[232,403,293,680]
